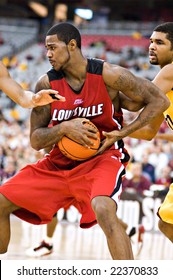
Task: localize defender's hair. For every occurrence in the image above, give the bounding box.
[154,22,173,49]
[46,22,81,49]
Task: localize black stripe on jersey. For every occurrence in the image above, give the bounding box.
[47,68,64,82]
[87,58,104,75]
[47,58,104,82]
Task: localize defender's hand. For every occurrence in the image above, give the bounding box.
[32,89,66,106]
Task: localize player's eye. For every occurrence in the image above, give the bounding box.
[157,40,164,45]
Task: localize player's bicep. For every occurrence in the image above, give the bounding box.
[116,72,150,103]
[30,105,51,135]
[105,65,148,103]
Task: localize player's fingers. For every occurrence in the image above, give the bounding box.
[47,90,65,101]
[86,132,98,140]
[37,89,66,102]
[49,93,66,101]
[102,131,110,137]
[96,145,105,154]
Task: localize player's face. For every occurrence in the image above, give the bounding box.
[149,31,173,68]
[45,34,70,71]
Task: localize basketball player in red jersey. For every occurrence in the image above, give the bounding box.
[0,23,169,259]
[0,61,65,107]
[121,22,173,243]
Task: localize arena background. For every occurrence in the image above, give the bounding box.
[0,0,173,260]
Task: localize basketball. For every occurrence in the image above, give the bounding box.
[58,121,100,161]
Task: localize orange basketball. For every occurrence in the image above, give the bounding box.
[58,121,100,161]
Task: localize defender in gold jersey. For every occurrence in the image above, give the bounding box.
[121,22,173,242]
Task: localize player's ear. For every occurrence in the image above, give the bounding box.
[68,39,77,50]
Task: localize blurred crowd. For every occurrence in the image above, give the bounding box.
[0,116,45,185]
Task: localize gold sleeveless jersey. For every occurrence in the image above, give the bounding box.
[163,89,173,130]
[159,89,173,224]
[158,183,173,223]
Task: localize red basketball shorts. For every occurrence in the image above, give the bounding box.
[0,149,127,228]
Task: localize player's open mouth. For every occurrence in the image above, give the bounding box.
[149,51,156,59]
[149,55,155,60]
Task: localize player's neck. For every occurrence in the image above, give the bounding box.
[160,61,173,69]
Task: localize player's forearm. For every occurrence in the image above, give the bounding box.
[5,88,34,108]
[155,133,173,141]
[128,126,157,140]
[0,76,35,108]
[119,100,169,139]
[18,90,35,108]
[128,114,164,140]
[30,122,67,151]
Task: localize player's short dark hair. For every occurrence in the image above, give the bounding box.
[154,22,173,49]
[46,22,81,49]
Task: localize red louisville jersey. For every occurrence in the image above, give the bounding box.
[47,58,129,164]
[48,58,123,137]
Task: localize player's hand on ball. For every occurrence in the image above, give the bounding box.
[65,118,99,147]
[58,119,100,161]
[97,130,122,154]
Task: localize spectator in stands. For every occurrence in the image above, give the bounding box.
[0,32,4,45]
[147,141,169,180]
[122,161,152,223]
[155,166,172,199]
[0,146,6,169]
[0,157,17,185]
[141,152,156,183]
[123,162,151,195]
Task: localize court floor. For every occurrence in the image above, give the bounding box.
[1,215,173,260]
